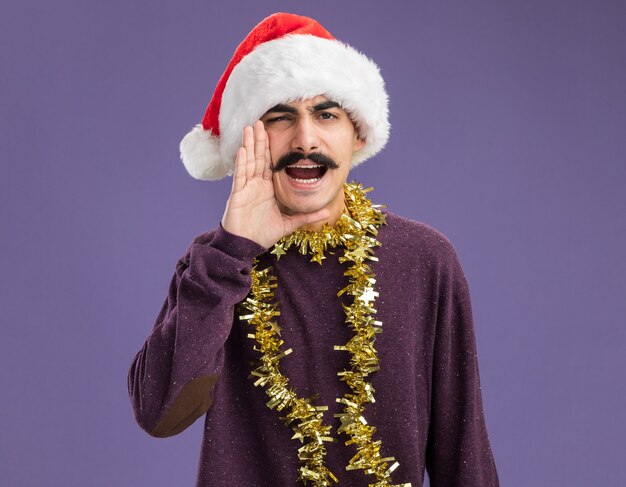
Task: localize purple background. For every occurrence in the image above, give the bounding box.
[2,1,625,485]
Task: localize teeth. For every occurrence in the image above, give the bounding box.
[290,164,324,169]
[291,177,321,184]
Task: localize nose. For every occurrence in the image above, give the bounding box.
[290,117,319,154]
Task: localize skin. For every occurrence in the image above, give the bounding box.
[221,95,365,249]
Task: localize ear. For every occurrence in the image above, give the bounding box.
[354,135,366,152]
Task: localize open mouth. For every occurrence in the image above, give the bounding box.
[284,164,328,184]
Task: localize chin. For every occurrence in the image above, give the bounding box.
[278,197,328,216]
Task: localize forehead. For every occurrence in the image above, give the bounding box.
[286,95,332,107]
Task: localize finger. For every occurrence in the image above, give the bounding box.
[262,129,272,180]
[232,147,247,193]
[253,121,266,178]
[243,125,256,180]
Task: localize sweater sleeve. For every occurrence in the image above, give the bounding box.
[425,245,499,486]
[128,225,266,438]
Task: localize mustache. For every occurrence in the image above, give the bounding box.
[271,151,339,173]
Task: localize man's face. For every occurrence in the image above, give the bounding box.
[260,95,365,218]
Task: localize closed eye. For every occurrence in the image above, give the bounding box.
[265,115,292,123]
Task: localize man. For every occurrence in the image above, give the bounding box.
[128,12,499,487]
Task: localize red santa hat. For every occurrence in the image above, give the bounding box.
[180,12,389,180]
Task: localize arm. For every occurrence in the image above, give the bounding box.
[129,122,330,438]
[426,247,499,486]
[127,226,264,437]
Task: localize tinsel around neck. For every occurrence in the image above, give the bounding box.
[270,182,388,265]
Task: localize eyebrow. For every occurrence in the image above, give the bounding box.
[263,100,342,116]
[308,101,341,112]
[264,104,298,115]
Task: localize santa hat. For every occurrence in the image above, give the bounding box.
[180,12,389,180]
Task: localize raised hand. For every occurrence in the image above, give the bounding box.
[221,121,330,249]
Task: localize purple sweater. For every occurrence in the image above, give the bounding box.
[128,212,499,486]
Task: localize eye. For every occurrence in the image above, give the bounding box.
[317,111,337,120]
[264,114,291,124]
[261,114,291,126]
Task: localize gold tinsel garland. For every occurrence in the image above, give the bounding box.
[239,183,411,487]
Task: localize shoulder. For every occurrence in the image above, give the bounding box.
[373,211,471,311]
[380,211,460,265]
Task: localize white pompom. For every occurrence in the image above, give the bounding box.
[179,124,229,180]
